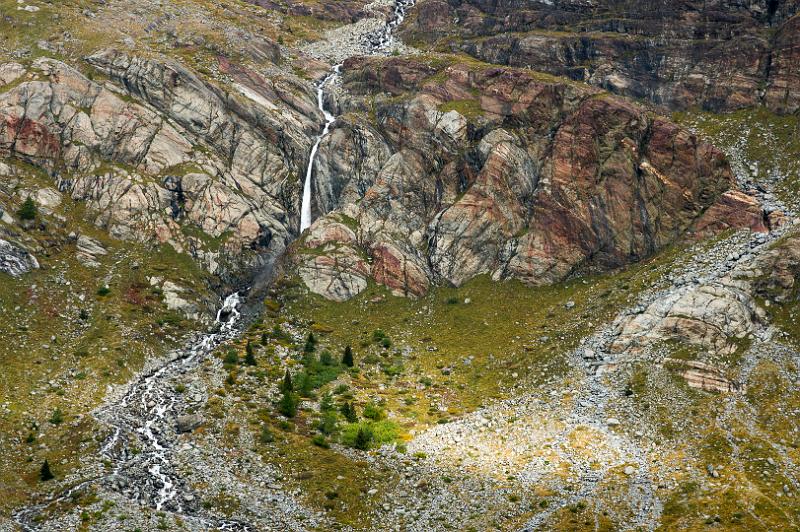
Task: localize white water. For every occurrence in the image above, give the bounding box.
[13,293,247,531]
[136,292,244,511]
[300,66,340,233]
[298,0,416,233]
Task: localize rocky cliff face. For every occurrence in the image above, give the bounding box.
[2,48,763,303]
[403,0,800,114]
[296,56,767,301]
[0,52,322,281]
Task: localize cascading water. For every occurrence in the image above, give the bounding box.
[13,293,251,531]
[300,66,340,233]
[298,0,416,233]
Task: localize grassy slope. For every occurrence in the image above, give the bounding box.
[202,243,694,525]
[0,170,212,516]
[674,108,800,209]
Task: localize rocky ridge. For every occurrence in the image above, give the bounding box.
[1,50,320,284]
[403,0,800,114]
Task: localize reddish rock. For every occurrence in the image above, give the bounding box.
[370,241,429,297]
[297,56,767,300]
[691,190,770,237]
[0,116,61,161]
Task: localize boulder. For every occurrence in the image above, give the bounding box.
[176,414,204,433]
[0,238,39,276]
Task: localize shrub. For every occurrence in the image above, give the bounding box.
[341,420,400,450]
[244,341,256,366]
[319,350,333,366]
[17,196,37,221]
[295,354,343,393]
[295,372,314,397]
[382,364,403,377]
[259,425,274,444]
[381,338,392,349]
[318,412,338,435]
[97,286,111,297]
[353,427,372,450]
[311,434,330,448]
[362,402,385,421]
[319,393,335,412]
[340,401,358,423]
[49,408,64,425]
[223,349,238,365]
[277,389,298,418]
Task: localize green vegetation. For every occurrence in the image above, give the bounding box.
[437,99,483,119]
[0,161,210,515]
[49,408,64,425]
[341,420,400,450]
[17,196,37,221]
[244,340,256,366]
[674,108,800,208]
[342,345,354,368]
[39,459,54,482]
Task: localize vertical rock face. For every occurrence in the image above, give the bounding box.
[292,56,767,301]
[0,53,324,280]
[403,0,800,114]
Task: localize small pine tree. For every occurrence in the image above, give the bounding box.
[342,345,354,367]
[340,401,358,423]
[354,427,371,450]
[39,459,54,481]
[280,369,293,393]
[278,389,298,418]
[261,332,268,346]
[304,332,317,353]
[245,340,256,366]
[17,196,37,221]
[319,393,335,412]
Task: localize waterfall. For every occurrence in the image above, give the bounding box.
[300,65,340,233]
[298,0,416,233]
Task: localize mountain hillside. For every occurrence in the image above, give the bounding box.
[1,0,799,530]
